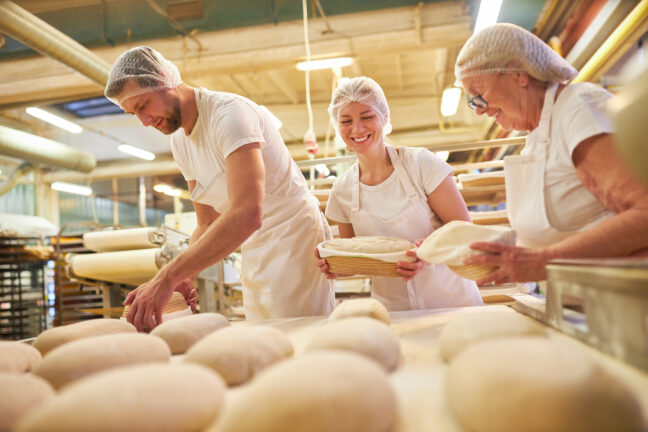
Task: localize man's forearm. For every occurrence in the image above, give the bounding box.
[156,204,261,286]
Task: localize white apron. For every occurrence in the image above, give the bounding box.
[190,149,334,320]
[349,146,483,311]
[504,83,612,249]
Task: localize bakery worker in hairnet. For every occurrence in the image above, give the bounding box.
[455,23,648,285]
[316,76,483,311]
[105,46,334,330]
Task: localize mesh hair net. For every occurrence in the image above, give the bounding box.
[454,23,577,86]
[328,76,392,135]
[104,46,182,107]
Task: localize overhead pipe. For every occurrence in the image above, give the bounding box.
[573,0,648,84]
[0,125,96,173]
[0,0,111,85]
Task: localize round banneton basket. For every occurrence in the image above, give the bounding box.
[447,263,498,281]
[318,238,416,278]
[121,291,192,321]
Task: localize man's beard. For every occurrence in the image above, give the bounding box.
[161,94,182,134]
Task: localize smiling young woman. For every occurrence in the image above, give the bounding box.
[316,76,483,312]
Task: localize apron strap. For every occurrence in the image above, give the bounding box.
[351,163,360,212]
[387,146,420,201]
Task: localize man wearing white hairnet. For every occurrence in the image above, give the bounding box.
[105,46,334,329]
[454,23,648,285]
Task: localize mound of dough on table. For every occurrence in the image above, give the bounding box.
[446,337,644,432]
[32,319,136,356]
[17,363,227,432]
[210,351,396,432]
[0,341,42,373]
[328,298,390,325]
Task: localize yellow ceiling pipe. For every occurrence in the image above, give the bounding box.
[572,0,648,84]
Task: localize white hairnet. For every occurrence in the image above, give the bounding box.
[454,23,577,86]
[104,46,182,107]
[328,76,392,135]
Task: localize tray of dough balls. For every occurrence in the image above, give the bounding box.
[317,236,416,277]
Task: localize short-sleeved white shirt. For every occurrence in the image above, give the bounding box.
[532,82,615,231]
[325,146,453,223]
[170,88,305,200]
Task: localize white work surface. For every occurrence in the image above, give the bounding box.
[181,303,648,431]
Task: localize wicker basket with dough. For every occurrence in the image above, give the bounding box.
[417,221,515,281]
[317,236,416,278]
[121,291,192,321]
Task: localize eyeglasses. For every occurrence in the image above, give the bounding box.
[467,94,488,111]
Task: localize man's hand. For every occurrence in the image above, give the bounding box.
[174,279,198,312]
[124,276,174,332]
[463,242,549,285]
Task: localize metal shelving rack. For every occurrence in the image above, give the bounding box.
[0,236,50,340]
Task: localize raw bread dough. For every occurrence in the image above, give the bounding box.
[417,220,515,265]
[328,298,390,325]
[324,236,414,254]
[32,319,136,355]
[304,317,400,371]
[0,341,41,373]
[0,373,54,432]
[439,310,546,362]
[184,325,293,386]
[33,333,171,389]
[446,337,644,432]
[210,351,396,432]
[16,363,226,432]
[151,312,230,354]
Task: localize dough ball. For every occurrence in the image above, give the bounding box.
[304,317,400,371]
[33,333,171,389]
[323,236,414,254]
[210,351,396,432]
[0,373,55,432]
[439,310,546,362]
[0,341,42,373]
[446,338,644,432]
[417,220,515,265]
[151,312,230,354]
[32,319,136,355]
[328,298,390,325]
[184,325,293,386]
[16,363,226,432]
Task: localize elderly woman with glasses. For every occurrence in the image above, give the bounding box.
[455,23,648,286]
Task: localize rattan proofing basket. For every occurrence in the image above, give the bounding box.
[447,264,498,281]
[325,256,402,278]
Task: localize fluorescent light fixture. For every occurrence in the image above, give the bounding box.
[260,106,282,129]
[164,188,182,197]
[474,0,503,33]
[441,87,462,117]
[153,184,172,193]
[296,57,353,71]
[26,107,82,134]
[51,182,92,196]
[436,151,450,161]
[118,144,155,161]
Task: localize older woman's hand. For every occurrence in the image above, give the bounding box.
[397,250,424,281]
[463,242,549,285]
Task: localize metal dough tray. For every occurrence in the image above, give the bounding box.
[511,258,648,371]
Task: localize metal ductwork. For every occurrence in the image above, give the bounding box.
[0,125,96,173]
[0,0,111,86]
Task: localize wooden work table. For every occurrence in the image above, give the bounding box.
[205,302,648,431]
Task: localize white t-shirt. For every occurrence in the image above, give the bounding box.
[326,146,453,223]
[526,83,615,231]
[170,88,310,205]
